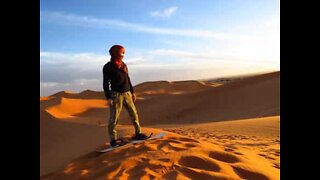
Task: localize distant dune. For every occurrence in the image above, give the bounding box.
[45,98,107,119]
[40,96,54,101]
[50,90,105,100]
[42,71,279,126]
[40,71,280,179]
[131,71,279,125]
[134,80,217,94]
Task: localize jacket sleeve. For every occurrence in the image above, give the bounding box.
[124,63,134,94]
[103,64,112,99]
[128,76,134,94]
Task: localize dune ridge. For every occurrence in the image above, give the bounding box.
[41,71,279,126]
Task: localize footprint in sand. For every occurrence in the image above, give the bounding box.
[273,163,280,169]
[224,148,235,152]
[157,141,188,152]
[178,155,221,172]
[151,139,182,145]
[274,151,280,157]
[232,165,269,180]
[184,143,197,148]
[158,158,171,162]
[90,162,122,179]
[177,166,228,180]
[208,151,241,164]
[258,153,276,160]
[126,163,167,179]
[170,137,200,144]
[258,153,267,157]
[233,151,244,156]
[153,139,197,150]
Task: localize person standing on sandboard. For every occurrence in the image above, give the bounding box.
[103,45,149,147]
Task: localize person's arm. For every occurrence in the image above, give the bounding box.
[128,76,134,95]
[103,65,111,100]
[125,63,136,102]
[128,76,137,102]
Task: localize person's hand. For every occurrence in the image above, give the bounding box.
[107,99,114,106]
[132,93,137,102]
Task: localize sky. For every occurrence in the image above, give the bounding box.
[40,0,280,96]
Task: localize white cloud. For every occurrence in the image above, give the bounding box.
[264,19,280,27]
[41,11,250,41]
[151,6,178,18]
[40,51,106,69]
[41,82,61,87]
[40,52,106,85]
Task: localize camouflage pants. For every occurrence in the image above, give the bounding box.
[108,91,141,141]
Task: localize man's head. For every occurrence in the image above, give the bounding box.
[109,45,125,60]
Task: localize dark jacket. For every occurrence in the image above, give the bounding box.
[103,61,134,99]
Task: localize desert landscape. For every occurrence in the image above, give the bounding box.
[40,71,280,180]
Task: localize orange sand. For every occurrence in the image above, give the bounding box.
[40,71,280,179]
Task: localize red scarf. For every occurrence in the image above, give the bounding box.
[114,59,122,69]
[112,59,128,74]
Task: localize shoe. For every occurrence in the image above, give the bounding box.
[110,139,124,147]
[133,133,149,140]
[110,140,118,147]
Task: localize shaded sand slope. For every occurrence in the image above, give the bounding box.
[126,71,280,125]
[41,128,279,180]
[40,110,108,176]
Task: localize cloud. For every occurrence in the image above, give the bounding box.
[40,51,105,68]
[264,19,279,27]
[41,11,250,41]
[146,49,267,63]
[151,6,178,18]
[40,52,106,83]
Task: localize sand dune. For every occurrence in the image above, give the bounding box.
[41,71,279,126]
[134,80,220,95]
[40,96,54,101]
[50,91,77,98]
[50,90,105,100]
[40,110,109,176]
[40,71,280,179]
[127,71,280,125]
[41,123,279,180]
[45,98,107,119]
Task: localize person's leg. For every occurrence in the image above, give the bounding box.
[123,91,141,135]
[108,91,123,142]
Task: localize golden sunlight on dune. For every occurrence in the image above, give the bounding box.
[40,96,54,101]
[45,98,107,119]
